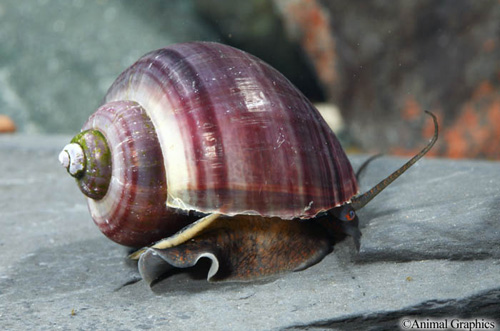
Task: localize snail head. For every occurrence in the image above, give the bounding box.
[325,111,438,250]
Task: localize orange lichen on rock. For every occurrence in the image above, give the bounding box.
[0,115,16,133]
[444,120,471,159]
[443,81,500,159]
[482,39,496,53]
[402,95,422,121]
[486,102,500,157]
[394,82,500,159]
[473,81,494,99]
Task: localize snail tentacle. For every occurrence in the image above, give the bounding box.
[351,111,438,211]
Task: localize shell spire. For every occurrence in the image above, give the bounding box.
[59,129,112,200]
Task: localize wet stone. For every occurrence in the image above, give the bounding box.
[0,135,499,330]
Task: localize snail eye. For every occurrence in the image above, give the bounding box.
[345,210,356,221]
[330,205,356,222]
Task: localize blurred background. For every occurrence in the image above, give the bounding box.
[0,0,499,159]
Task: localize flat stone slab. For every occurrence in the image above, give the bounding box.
[1,135,499,330]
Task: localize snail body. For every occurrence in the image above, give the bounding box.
[60,42,438,284]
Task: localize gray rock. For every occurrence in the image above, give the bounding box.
[0,135,499,330]
[357,156,500,262]
[0,0,217,134]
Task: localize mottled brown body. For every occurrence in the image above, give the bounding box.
[139,215,332,283]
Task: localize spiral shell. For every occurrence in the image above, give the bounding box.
[107,43,358,214]
[62,41,358,247]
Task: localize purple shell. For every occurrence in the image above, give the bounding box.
[82,42,358,245]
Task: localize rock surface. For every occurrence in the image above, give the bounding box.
[0,0,217,134]
[0,135,499,330]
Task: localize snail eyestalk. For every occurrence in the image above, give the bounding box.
[351,111,438,211]
[60,129,112,200]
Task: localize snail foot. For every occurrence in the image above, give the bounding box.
[138,214,333,285]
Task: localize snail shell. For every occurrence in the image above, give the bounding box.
[61,41,358,247]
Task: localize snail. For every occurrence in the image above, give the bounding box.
[59,42,438,285]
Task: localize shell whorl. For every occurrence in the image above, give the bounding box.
[73,101,193,246]
[104,42,358,220]
[59,130,111,199]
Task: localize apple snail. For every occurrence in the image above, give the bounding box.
[59,42,438,285]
